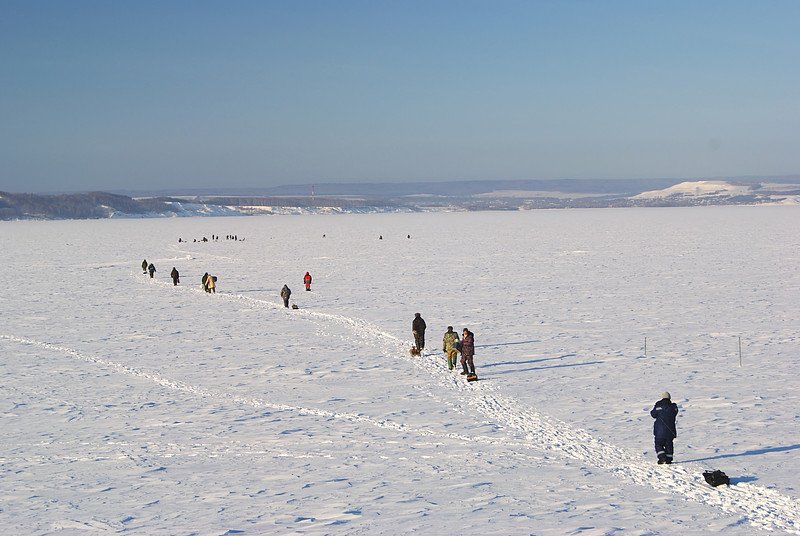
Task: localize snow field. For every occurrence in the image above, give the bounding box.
[1,207,799,534]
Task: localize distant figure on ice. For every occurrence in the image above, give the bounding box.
[142,259,148,274]
[202,272,210,292]
[281,284,292,308]
[407,234,411,239]
[304,272,312,291]
[147,263,156,278]
[379,235,383,240]
[170,267,180,286]
[207,274,216,293]
[460,329,475,376]
[442,326,460,370]
[651,392,678,464]
[412,313,426,355]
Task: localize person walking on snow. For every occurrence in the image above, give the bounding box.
[207,274,216,293]
[147,263,156,278]
[304,272,312,291]
[142,259,148,274]
[442,326,460,370]
[460,328,475,375]
[281,284,292,308]
[170,267,180,286]
[412,313,426,354]
[650,391,679,464]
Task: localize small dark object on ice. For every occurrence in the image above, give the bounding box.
[466,373,478,382]
[409,346,421,356]
[703,470,730,487]
[291,304,299,309]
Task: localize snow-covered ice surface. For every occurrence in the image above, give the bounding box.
[2,207,799,535]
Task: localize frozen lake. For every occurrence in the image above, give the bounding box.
[2,206,799,534]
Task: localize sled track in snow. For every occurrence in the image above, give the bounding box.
[155,279,800,534]
[0,334,531,454]
[8,272,800,533]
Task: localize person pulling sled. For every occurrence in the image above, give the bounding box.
[460,328,477,380]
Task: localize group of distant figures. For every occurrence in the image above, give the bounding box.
[411,313,476,377]
[141,248,679,465]
[177,234,244,243]
[410,312,679,464]
[141,259,186,288]
[140,259,311,304]
[279,272,313,309]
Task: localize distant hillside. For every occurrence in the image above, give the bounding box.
[0,192,180,220]
[2,177,798,220]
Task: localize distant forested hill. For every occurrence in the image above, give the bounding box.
[0,192,177,220]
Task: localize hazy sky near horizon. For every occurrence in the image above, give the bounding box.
[1,1,798,193]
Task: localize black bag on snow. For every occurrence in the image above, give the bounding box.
[703,470,730,487]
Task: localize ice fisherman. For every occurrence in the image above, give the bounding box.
[442,326,460,370]
[412,313,426,354]
[304,272,312,291]
[460,328,475,376]
[281,284,292,308]
[147,263,156,278]
[170,267,180,286]
[207,274,216,293]
[650,391,679,464]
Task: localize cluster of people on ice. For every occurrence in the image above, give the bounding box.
[279,273,312,308]
[177,234,244,243]
[142,258,312,306]
[140,256,678,465]
[411,311,677,463]
[411,313,476,377]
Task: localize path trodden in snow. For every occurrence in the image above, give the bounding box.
[3,209,799,534]
[6,278,800,536]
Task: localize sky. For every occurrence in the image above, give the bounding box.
[1,1,799,193]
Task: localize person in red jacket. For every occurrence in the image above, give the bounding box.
[304,272,312,291]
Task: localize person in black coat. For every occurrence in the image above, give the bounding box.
[412,313,426,354]
[142,259,148,274]
[460,329,475,375]
[650,391,679,464]
[280,284,292,308]
[147,263,156,278]
[170,267,180,286]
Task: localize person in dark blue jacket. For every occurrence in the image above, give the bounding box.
[650,391,679,464]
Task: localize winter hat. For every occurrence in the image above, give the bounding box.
[661,391,671,400]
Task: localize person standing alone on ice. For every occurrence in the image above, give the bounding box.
[442,326,460,370]
[460,328,475,375]
[281,284,292,308]
[304,272,312,291]
[651,391,678,464]
[207,274,216,293]
[170,267,180,286]
[412,313,426,355]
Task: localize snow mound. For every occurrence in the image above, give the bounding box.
[634,181,753,199]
